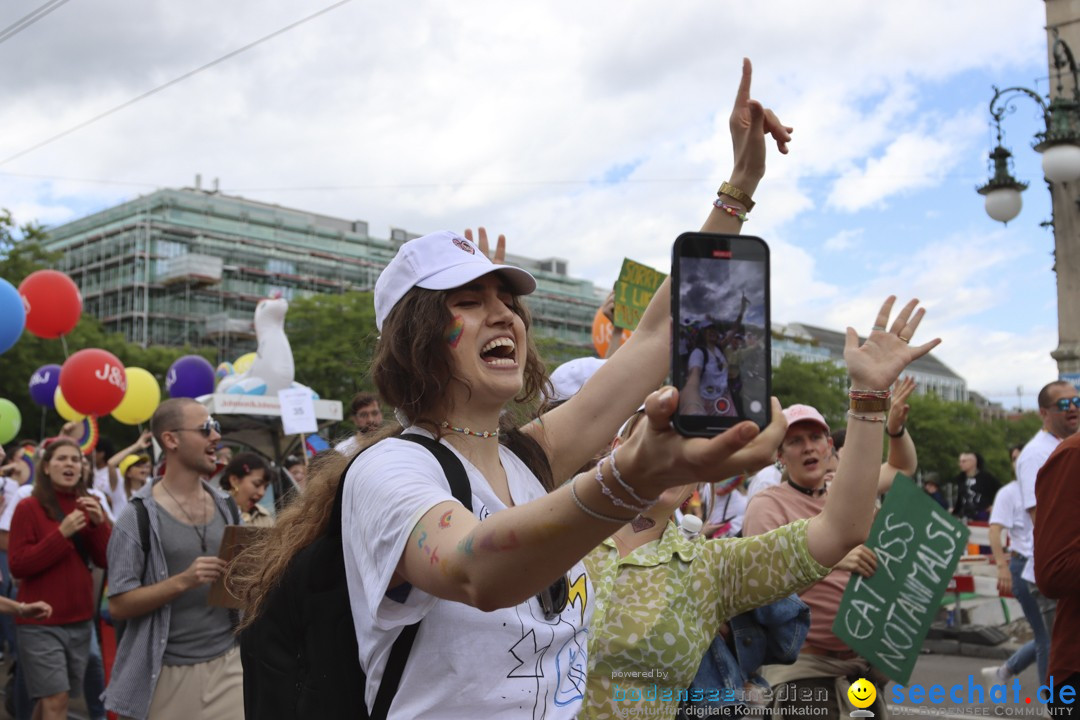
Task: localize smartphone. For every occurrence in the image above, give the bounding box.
[671,232,771,437]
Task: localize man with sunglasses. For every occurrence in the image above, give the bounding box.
[1014,380,1079,682]
[104,399,244,720]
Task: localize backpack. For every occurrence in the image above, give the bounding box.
[239,433,471,720]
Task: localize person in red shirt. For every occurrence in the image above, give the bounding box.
[8,437,111,720]
[1034,429,1080,712]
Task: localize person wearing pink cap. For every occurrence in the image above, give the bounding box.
[742,381,918,718]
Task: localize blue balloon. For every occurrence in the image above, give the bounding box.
[29,364,61,408]
[166,355,216,398]
[0,279,25,354]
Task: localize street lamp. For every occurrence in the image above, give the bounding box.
[978,31,1080,224]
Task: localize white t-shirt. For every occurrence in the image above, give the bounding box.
[705,487,747,537]
[0,483,116,532]
[1016,429,1063,583]
[343,430,592,720]
[746,464,782,501]
[93,466,130,520]
[988,481,1032,559]
[688,346,729,399]
[334,435,359,456]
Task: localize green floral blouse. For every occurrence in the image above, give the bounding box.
[582,517,828,720]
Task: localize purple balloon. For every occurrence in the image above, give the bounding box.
[166,355,216,398]
[29,364,61,408]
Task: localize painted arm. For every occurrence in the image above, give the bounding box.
[395,391,787,610]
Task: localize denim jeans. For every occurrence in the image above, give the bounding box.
[1009,553,1050,682]
[84,626,106,720]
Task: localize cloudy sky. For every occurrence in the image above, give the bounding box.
[0,0,1063,409]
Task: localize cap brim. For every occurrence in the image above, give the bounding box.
[416,262,536,297]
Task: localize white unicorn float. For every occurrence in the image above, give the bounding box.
[216,296,318,398]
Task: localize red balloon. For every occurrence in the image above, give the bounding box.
[59,349,127,417]
[19,270,82,339]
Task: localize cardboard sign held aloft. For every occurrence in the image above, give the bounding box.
[832,474,969,685]
[278,387,318,436]
[613,258,667,332]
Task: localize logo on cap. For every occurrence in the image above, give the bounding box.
[452,237,476,255]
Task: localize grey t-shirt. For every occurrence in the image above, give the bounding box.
[156,501,235,666]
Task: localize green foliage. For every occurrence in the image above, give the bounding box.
[770,355,849,429]
[285,291,379,406]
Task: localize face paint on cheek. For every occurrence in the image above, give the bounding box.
[445,316,464,348]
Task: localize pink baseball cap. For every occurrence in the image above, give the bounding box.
[374,231,536,331]
[782,404,830,435]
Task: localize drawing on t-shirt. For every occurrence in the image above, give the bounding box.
[506,570,589,719]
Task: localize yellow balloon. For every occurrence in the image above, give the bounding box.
[111,367,161,425]
[233,352,257,374]
[54,387,86,422]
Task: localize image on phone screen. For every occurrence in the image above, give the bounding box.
[674,236,769,430]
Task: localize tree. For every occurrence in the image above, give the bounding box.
[770,355,848,429]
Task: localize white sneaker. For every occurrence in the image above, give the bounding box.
[980,666,1007,683]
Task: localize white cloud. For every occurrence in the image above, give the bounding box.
[823,229,864,252]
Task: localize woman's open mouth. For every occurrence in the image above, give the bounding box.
[480,337,517,367]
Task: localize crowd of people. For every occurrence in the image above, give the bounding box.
[0,58,1075,720]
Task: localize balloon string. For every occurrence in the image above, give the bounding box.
[60,335,69,358]
[40,407,46,441]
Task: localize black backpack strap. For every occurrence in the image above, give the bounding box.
[220,494,241,525]
[130,497,151,584]
[359,433,472,720]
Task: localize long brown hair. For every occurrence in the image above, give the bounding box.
[233,285,555,628]
[33,438,90,522]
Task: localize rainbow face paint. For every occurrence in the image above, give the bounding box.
[445,315,464,348]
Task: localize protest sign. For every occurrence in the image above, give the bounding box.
[278,387,318,435]
[832,474,969,685]
[613,258,666,331]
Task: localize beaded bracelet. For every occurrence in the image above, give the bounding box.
[595,459,650,514]
[570,478,634,524]
[608,448,657,509]
[713,199,748,222]
[848,410,886,423]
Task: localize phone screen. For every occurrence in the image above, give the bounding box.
[672,233,770,436]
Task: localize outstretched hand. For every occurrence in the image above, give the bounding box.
[844,297,941,391]
[729,57,793,185]
[618,388,787,497]
[464,227,506,265]
[887,376,916,434]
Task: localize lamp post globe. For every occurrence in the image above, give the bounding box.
[1040,142,1080,182]
[983,187,1024,224]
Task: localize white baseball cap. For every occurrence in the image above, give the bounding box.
[547,357,606,402]
[374,231,537,330]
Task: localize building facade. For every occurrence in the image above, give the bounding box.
[41,187,601,360]
[773,322,968,403]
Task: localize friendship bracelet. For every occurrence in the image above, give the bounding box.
[570,478,635,524]
[609,448,658,509]
[594,460,650,514]
[848,410,887,424]
[849,389,891,399]
[713,199,748,222]
[717,181,756,211]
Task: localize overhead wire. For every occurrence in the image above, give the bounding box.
[0,0,72,46]
[0,0,353,167]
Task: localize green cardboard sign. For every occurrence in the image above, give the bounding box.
[832,474,969,685]
[613,258,667,331]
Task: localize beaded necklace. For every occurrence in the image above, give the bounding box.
[440,421,499,439]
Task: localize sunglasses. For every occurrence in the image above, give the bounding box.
[536,574,569,621]
[1053,397,1080,412]
[169,418,222,437]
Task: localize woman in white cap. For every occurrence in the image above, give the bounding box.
[233,59,884,719]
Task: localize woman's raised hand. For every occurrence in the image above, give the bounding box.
[464,227,506,265]
[618,388,787,498]
[729,57,793,188]
[844,297,941,392]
